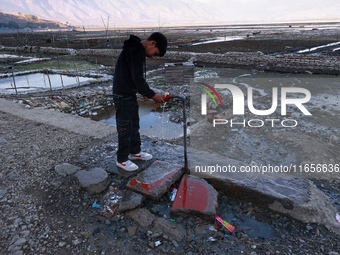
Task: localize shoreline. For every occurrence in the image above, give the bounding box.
[1,20,340,32]
[2,44,340,75]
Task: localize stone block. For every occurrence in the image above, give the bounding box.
[75,167,110,195]
[118,189,145,213]
[126,160,184,200]
[171,175,218,221]
[55,163,81,176]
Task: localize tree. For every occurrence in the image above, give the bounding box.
[24,14,37,20]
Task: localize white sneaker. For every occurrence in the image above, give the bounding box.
[116,160,138,171]
[128,152,153,161]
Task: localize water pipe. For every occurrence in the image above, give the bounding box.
[164,93,189,174]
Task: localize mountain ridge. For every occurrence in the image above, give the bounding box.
[1,0,339,28]
[0,12,65,29]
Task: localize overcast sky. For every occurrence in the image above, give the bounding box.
[1,0,340,27]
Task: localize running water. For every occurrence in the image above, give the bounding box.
[158,102,168,139]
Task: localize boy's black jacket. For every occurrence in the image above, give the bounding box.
[112,35,155,99]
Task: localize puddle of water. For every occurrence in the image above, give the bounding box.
[297,41,340,53]
[192,36,245,46]
[0,72,96,94]
[233,216,273,239]
[218,198,275,239]
[0,54,27,59]
[92,100,184,140]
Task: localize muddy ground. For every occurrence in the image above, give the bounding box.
[1,23,340,255]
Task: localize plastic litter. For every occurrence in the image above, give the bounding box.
[91,201,101,210]
[155,241,162,247]
[164,92,171,102]
[208,236,217,242]
[102,189,123,218]
[215,215,235,233]
[170,187,177,201]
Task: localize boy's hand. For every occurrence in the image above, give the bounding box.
[152,93,165,103]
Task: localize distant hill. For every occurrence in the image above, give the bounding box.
[0,12,66,29]
[0,0,339,28]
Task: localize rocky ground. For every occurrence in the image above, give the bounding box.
[1,23,340,255]
[1,105,339,255]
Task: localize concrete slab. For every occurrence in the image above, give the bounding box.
[107,159,155,178]
[189,149,340,235]
[207,176,340,234]
[0,98,114,139]
[126,160,184,200]
[171,175,218,222]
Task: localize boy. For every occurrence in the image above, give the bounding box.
[112,32,167,171]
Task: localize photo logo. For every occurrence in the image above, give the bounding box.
[201,84,312,128]
[200,83,223,115]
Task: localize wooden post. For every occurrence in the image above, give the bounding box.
[75,65,80,87]
[11,69,18,95]
[60,74,64,90]
[45,69,52,91]
[96,58,98,74]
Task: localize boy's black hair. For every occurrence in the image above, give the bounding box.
[147,32,167,57]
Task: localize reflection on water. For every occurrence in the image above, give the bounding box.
[92,100,184,140]
[0,72,96,94]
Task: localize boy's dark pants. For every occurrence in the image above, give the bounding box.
[113,94,141,163]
